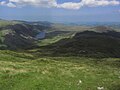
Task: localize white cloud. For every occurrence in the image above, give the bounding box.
[9,0,57,7]
[0,0,120,9]
[57,2,82,10]
[0,1,16,7]
[81,0,120,7]
[0,1,7,5]
[6,2,16,7]
[57,0,120,9]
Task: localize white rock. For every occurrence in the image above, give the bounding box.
[97,87,104,90]
[77,80,82,85]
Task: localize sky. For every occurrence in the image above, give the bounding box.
[0,0,120,23]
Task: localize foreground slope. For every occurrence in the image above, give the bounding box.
[0,50,119,90]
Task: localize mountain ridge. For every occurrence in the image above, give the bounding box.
[44,30,120,58]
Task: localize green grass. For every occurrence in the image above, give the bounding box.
[0,20,18,28]
[38,36,67,46]
[0,20,18,49]
[38,33,74,46]
[0,50,119,90]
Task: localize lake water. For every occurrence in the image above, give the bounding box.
[35,31,45,39]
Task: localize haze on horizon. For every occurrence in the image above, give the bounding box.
[0,0,120,23]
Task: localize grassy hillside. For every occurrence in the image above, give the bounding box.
[0,20,18,28]
[0,20,51,50]
[0,50,119,90]
[44,30,120,58]
[0,20,119,50]
[38,31,74,46]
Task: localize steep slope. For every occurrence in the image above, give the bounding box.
[0,22,50,50]
[46,30,120,58]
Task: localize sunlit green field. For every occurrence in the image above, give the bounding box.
[0,50,119,90]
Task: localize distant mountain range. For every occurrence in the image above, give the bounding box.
[64,22,120,26]
[0,19,120,58]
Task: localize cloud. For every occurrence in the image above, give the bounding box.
[82,0,120,7]
[0,1,16,7]
[0,1,6,5]
[7,2,16,7]
[9,0,57,7]
[0,0,120,9]
[57,0,120,9]
[57,2,82,10]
